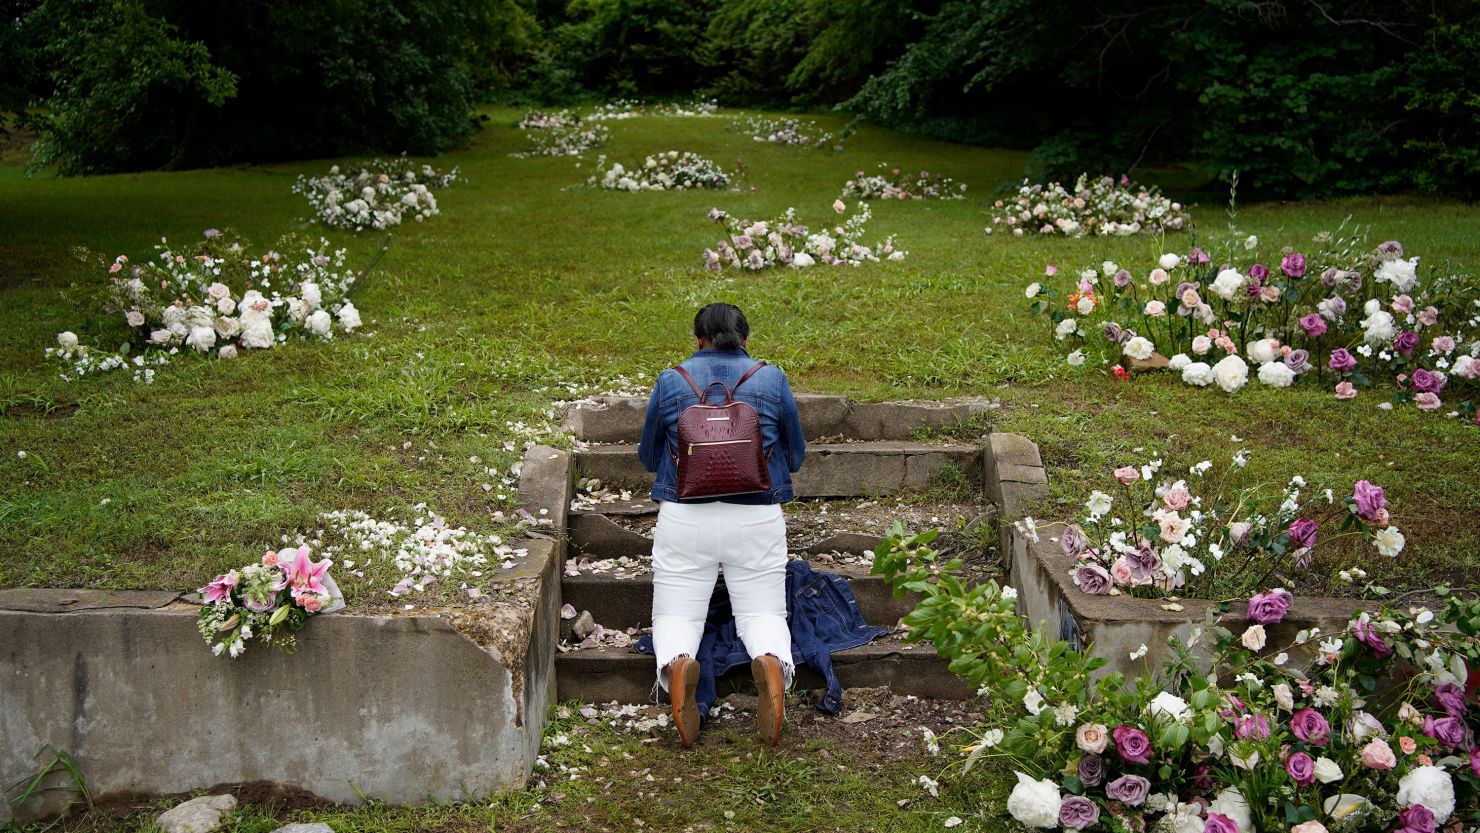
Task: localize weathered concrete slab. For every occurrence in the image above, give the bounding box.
[569,512,653,558]
[555,637,968,703]
[518,445,573,560]
[0,589,180,612]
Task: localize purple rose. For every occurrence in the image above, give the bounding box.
[1395,331,1420,356]
[1321,267,1340,287]
[1189,247,1211,265]
[1204,812,1240,833]
[1059,796,1100,829]
[1353,617,1393,658]
[1287,518,1318,550]
[1103,321,1125,344]
[1247,591,1292,625]
[1328,348,1357,373]
[1078,752,1104,786]
[1281,252,1307,278]
[1290,708,1331,746]
[1396,804,1435,833]
[1248,263,1269,282]
[1423,715,1471,751]
[1472,748,1480,779]
[1285,751,1316,786]
[1061,525,1089,557]
[1379,240,1405,256]
[1106,774,1151,806]
[1284,349,1312,373]
[1114,269,1132,288]
[1299,313,1327,338]
[1321,295,1348,320]
[1410,368,1445,394]
[1345,271,1364,292]
[1112,724,1152,764]
[1190,762,1213,792]
[1075,563,1112,595]
[1434,683,1468,717]
[1233,712,1270,740]
[1127,544,1161,582]
[1352,480,1386,521]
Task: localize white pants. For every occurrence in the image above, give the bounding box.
[651,500,794,692]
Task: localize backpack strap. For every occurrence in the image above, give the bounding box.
[673,360,767,404]
[730,361,768,394]
[672,365,705,399]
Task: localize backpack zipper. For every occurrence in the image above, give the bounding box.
[688,439,753,455]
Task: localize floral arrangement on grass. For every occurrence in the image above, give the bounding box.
[291,156,459,231]
[45,230,366,382]
[197,545,341,658]
[841,163,966,200]
[518,109,580,130]
[585,98,719,120]
[702,199,905,271]
[731,115,846,150]
[514,121,610,157]
[587,151,733,191]
[1034,451,1404,601]
[986,175,1189,237]
[873,525,1480,833]
[1028,233,1480,423]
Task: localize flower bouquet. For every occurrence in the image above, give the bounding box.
[841,163,966,200]
[197,546,342,659]
[588,151,733,191]
[702,200,905,271]
[292,156,460,231]
[1043,452,1404,601]
[986,175,1189,237]
[872,525,1480,833]
[1029,233,1480,422]
[45,230,366,383]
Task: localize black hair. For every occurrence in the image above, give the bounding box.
[693,303,750,350]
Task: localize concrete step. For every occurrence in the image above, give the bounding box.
[573,441,983,498]
[561,563,915,632]
[566,395,995,444]
[554,636,970,703]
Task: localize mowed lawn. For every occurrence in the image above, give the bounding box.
[1,108,1478,595]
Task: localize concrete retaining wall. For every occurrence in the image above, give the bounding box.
[984,432,1369,677]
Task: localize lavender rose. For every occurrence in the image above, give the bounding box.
[1247,591,1292,625]
[1396,804,1435,833]
[1114,270,1132,288]
[1078,753,1104,786]
[1075,563,1112,596]
[1328,348,1357,373]
[1106,774,1151,806]
[1286,751,1317,787]
[1321,266,1340,286]
[1287,518,1318,550]
[1282,252,1307,278]
[1378,240,1405,256]
[1059,796,1100,829]
[1249,263,1269,282]
[1299,313,1327,338]
[1191,762,1213,792]
[1103,321,1125,344]
[1394,331,1420,356]
[1434,683,1468,718]
[1061,525,1089,557]
[1127,544,1161,582]
[1352,480,1386,521]
[1284,349,1312,373]
[1354,617,1393,658]
[1204,812,1241,833]
[1112,725,1152,764]
[1423,715,1471,751]
[1291,708,1331,746]
[1410,368,1445,394]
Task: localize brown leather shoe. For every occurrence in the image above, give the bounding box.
[752,654,785,747]
[667,656,702,748]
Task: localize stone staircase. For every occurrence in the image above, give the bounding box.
[550,395,998,704]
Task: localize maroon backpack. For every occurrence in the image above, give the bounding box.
[671,361,772,500]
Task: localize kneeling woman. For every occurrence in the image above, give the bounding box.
[636,303,807,747]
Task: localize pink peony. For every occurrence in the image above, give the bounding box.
[1114,466,1140,485]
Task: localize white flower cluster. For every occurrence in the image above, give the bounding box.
[702,202,905,271]
[731,115,841,150]
[293,156,460,231]
[840,163,966,201]
[517,109,580,130]
[318,505,526,602]
[514,121,610,158]
[584,98,719,121]
[588,151,731,191]
[986,175,1189,237]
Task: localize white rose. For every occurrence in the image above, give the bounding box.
[1375,257,1419,293]
[1159,253,1181,270]
[1374,526,1405,557]
[207,282,230,301]
[1123,336,1154,361]
[1006,772,1062,829]
[240,317,275,349]
[1168,353,1191,371]
[1258,361,1295,388]
[1067,350,1085,367]
[1313,757,1343,784]
[1102,260,1119,275]
[217,344,238,359]
[216,296,236,315]
[1361,309,1395,344]
[1182,362,1214,387]
[1191,335,1212,355]
[57,331,79,351]
[1272,683,1294,711]
[1240,624,1267,651]
[1246,337,1281,365]
[301,281,323,310]
[1086,490,1113,516]
[1212,269,1246,300]
[1212,355,1249,393]
[1025,282,1041,298]
[213,316,240,339]
[336,302,362,331]
[1397,766,1454,823]
[186,326,216,353]
[791,252,815,267]
[287,298,308,323]
[306,309,332,338]
[162,305,188,328]
[1055,318,1078,340]
[1156,804,1206,833]
[1210,788,1252,833]
[1451,354,1476,379]
[1023,688,1045,715]
[1244,235,1258,250]
[1148,692,1190,721]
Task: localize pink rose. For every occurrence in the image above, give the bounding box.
[1114,466,1140,485]
[1110,558,1134,585]
[1398,736,1417,754]
[1260,285,1282,302]
[1149,268,1169,285]
[1415,392,1441,411]
[1163,487,1191,511]
[1392,294,1414,314]
[1432,336,1455,354]
[1215,336,1236,354]
[262,551,281,568]
[1417,306,1438,326]
[1291,822,1329,833]
[1360,737,1396,770]
[126,310,145,327]
[1045,264,1058,276]
[1335,382,1357,400]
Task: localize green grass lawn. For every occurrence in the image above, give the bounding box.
[2,107,1478,596]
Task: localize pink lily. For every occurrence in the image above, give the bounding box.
[200,570,239,604]
[278,546,332,600]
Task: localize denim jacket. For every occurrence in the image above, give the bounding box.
[635,560,891,717]
[637,347,806,505]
